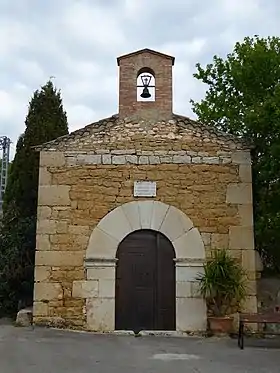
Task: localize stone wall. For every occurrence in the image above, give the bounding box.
[33,144,257,330]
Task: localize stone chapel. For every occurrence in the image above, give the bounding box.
[33,48,257,333]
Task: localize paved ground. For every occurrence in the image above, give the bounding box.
[0,323,280,373]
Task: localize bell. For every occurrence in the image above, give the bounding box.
[140,86,151,99]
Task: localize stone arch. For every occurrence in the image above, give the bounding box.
[86,201,205,261]
[84,201,207,333]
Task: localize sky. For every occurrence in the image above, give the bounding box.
[0,0,279,158]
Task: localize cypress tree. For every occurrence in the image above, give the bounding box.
[0,80,69,315]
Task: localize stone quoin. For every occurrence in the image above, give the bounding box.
[33,48,258,332]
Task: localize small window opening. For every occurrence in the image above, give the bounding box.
[137,68,155,102]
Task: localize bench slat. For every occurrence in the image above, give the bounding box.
[240,313,280,323]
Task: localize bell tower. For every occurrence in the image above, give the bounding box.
[117,48,175,120]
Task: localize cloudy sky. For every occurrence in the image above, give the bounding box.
[0,0,279,158]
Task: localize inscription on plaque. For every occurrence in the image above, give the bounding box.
[134,181,156,197]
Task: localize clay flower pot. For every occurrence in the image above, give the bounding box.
[208,316,234,334]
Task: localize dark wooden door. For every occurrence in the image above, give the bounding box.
[115,230,175,332]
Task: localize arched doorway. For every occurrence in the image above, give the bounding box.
[115,229,175,332]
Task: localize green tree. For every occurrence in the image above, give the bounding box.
[191,36,280,273]
[0,80,69,315]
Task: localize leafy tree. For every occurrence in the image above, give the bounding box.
[0,80,69,315]
[191,36,280,273]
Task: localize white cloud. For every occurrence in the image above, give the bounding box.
[0,0,279,161]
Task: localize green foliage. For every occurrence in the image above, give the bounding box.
[191,36,280,272]
[0,80,69,316]
[196,250,247,317]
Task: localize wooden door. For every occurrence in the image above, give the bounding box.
[115,230,175,332]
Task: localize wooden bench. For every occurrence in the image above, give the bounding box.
[238,311,280,349]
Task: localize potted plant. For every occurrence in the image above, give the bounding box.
[196,249,247,335]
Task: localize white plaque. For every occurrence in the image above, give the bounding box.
[134,181,156,197]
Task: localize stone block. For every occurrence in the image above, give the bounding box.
[87,267,115,280]
[242,249,257,271]
[102,154,112,164]
[84,155,101,164]
[40,151,65,167]
[35,251,84,266]
[176,298,207,332]
[122,201,141,231]
[125,155,138,164]
[149,155,160,164]
[37,206,51,219]
[239,165,252,183]
[139,156,149,164]
[139,201,154,229]
[56,221,68,234]
[201,233,211,246]
[238,205,253,226]
[86,227,120,258]
[36,234,50,250]
[202,157,219,164]
[226,183,252,204]
[229,226,254,250]
[173,228,205,259]
[112,155,126,164]
[33,302,48,317]
[173,155,191,164]
[97,206,131,242]
[86,298,114,332]
[37,220,56,234]
[34,282,62,301]
[232,151,251,165]
[176,266,204,282]
[38,167,52,185]
[150,202,169,231]
[16,308,33,327]
[34,266,50,282]
[190,281,201,298]
[98,279,115,298]
[192,156,202,163]
[72,280,98,298]
[211,233,229,249]
[38,185,70,206]
[160,206,193,242]
[176,281,192,298]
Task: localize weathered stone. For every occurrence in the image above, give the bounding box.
[173,155,191,164]
[149,155,160,164]
[139,156,149,164]
[16,308,33,327]
[232,151,251,165]
[37,220,56,235]
[40,151,65,167]
[238,205,253,226]
[202,157,219,164]
[238,164,252,183]
[176,281,192,298]
[38,185,70,206]
[98,279,115,298]
[35,251,84,266]
[211,233,228,249]
[34,282,62,301]
[102,154,112,164]
[72,280,98,298]
[34,266,51,282]
[192,156,201,163]
[226,183,252,204]
[38,167,52,185]
[33,302,48,316]
[112,155,126,164]
[125,155,138,164]
[229,226,254,250]
[36,234,51,250]
[37,206,51,219]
